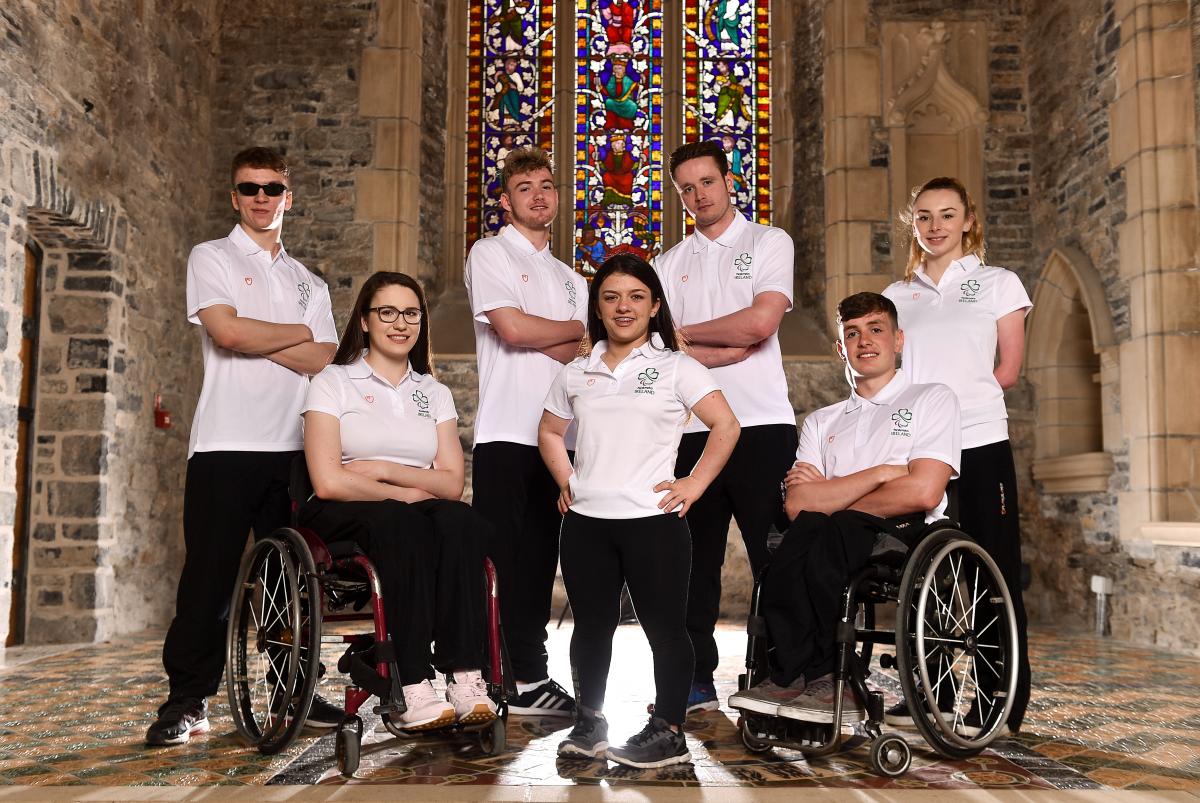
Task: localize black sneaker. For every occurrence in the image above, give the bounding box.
[145,698,210,746]
[557,708,609,759]
[510,678,576,717]
[303,693,346,728]
[606,716,691,769]
[884,700,913,727]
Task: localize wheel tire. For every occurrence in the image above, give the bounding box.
[870,734,912,777]
[226,535,304,753]
[280,528,323,740]
[740,721,773,754]
[479,717,506,756]
[336,716,363,777]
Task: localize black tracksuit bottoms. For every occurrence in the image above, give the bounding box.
[560,510,694,725]
[298,497,490,685]
[675,423,798,684]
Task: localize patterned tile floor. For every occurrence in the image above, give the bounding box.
[0,624,1198,792]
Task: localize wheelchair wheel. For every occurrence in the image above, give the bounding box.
[281,528,323,737]
[479,716,506,756]
[895,529,1018,759]
[869,734,911,777]
[336,715,363,777]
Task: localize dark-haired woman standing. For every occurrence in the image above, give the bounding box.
[302,271,496,731]
[539,255,740,768]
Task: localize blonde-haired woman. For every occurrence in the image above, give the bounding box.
[882,176,1032,734]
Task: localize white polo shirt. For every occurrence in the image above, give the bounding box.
[465,224,589,447]
[543,334,720,519]
[795,370,961,522]
[303,356,456,468]
[883,254,1032,449]
[186,225,338,457]
[654,211,795,433]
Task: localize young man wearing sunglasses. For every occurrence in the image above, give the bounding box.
[147,147,343,746]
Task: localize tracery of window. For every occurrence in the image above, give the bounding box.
[683,0,771,230]
[465,1,557,246]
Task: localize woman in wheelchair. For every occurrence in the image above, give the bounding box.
[729,292,960,725]
[538,255,739,768]
[301,270,496,731]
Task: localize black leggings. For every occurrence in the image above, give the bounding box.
[560,511,694,725]
[299,497,490,686]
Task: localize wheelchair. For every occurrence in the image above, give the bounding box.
[223,458,510,776]
[733,516,1019,778]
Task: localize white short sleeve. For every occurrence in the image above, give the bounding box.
[572,274,589,325]
[795,412,824,469]
[465,241,520,324]
[302,367,344,419]
[910,384,962,478]
[543,364,575,420]
[673,353,721,409]
[186,243,235,325]
[994,268,1033,319]
[305,282,339,344]
[433,383,458,425]
[752,228,795,310]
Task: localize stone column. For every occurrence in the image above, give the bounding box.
[821,0,888,332]
[1109,0,1200,536]
[357,0,426,281]
[771,0,794,232]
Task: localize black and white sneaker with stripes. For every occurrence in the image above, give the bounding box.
[509,678,576,717]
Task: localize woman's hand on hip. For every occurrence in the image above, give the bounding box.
[654,476,706,518]
[557,484,573,516]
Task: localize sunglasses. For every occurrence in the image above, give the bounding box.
[234,182,289,197]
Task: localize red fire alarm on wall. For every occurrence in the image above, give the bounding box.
[154,392,172,429]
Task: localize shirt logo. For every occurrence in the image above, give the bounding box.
[244,277,253,286]
[890,408,913,437]
[412,390,431,419]
[959,279,981,303]
[364,394,375,404]
[297,281,311,312]
[681,274,689,282]
[521,274,529,283]
[734,252,753,279]
[827,435,835,444]
[912,292,920,300]
[587,378,596,386]
[634,368,660,395]
[565,280,577,308]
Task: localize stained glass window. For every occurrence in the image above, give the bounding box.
[465,1,557,246]
[683,0,771,229]
[572,1,663,275]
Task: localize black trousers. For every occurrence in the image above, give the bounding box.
[471,441,564,681]
[762,509,923,686]
[560,511,694,725]
[162,450,297,702]
[299,497,489,686]
[952,440,1031,730]
[675,423,798,683]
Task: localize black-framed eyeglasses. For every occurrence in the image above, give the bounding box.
[234,182,289,197]
[368,306,423,325]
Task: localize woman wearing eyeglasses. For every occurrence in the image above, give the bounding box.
[301,271,496,731]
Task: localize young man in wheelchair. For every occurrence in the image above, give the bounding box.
[728,291,961,724]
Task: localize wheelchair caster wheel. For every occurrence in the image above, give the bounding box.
[739,718,772,753]
[478,717,506,756]
[869,734,911,777]
[336,715,363,777]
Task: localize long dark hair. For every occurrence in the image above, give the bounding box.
[587,254,679,352]
[332,271,434,376]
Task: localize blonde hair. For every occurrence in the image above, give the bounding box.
[899,176,985,281]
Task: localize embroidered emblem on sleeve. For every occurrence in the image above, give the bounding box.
[634,368,660,395]
[565,279,577,308]
[412,390,432,419]
[297,281,312,312]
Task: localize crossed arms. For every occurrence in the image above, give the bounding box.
[782,458,954,522]
[197,304,335,376]
[683,291,789,368]
[485,307,584,364]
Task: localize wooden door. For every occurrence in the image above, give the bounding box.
[7,245,38,646]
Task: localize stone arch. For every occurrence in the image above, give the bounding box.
[1026,246,1117,494]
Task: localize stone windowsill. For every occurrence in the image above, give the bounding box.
[1121,522,1200,563]
[1032,451,1113,494]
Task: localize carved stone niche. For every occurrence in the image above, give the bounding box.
[882,21,988,276]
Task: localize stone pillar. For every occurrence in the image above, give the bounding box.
[1109,0,1200,536]
[821,0,888,332]
[771,0,794,230]
[357,0,426,281]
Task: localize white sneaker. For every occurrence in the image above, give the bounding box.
[447,670,498,725]
[399,679,456,731]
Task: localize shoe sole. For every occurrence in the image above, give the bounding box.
[399,709,458,732]
[508,705,575,717]
[558,741,609,759]
[776,705,865,724]
[456,705,499,726]
[884,712,915,727]
[607,749,692,769]
[145,718,210,747]
[728,697,782,717]
[685,700,721,715]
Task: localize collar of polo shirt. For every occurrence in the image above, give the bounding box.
[914,252,981,288]
[230,224,288,259]
[346,354,425,388]
[500,223,550,256]
[690,209,748,254]
[846,368,911,411]
[584,331,667,373]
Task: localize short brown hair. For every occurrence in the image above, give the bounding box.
[230,147,290,186]
[500,146,554,194]
[836,292,898,331]
[669,140,728,178]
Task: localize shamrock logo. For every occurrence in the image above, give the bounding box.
[960,279,981,298]
[891,408,913,430]
[412,390,431,418]
[565,279,577,307]
[733,252,754,278]
[637,368,660,387]
[297,281,312,311]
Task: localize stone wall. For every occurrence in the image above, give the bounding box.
[792,2,827,316]
[419,0,450,291]
[0,1,221,646]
